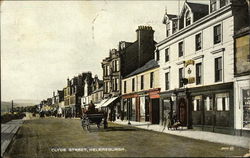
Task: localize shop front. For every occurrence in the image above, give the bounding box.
[121,93,138,122]
[189,82,234,135]
[160,89,190,128]
[234,75,250,136]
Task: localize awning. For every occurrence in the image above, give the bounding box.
[95,99,109,109]
[101,97,119,108]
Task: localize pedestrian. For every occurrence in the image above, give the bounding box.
[162,112,171,131]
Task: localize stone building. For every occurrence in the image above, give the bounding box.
[101,26,157,120]
[156,0,249,134]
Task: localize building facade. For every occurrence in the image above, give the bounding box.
[234,25,250,136]
[121,60,160,124]
[101,26,157,120]
[156,0,249,134]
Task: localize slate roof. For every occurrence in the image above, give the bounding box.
[167,14,178,19]
[124,59,159,78]
[186,2,209,14]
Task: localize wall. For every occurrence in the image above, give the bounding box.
[122,67,160,95]
[158,9,234,92]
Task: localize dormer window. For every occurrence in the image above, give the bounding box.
[211,0,217,12]
[172,21,178,34]
[185,11,191,26]
[166,22,170,37]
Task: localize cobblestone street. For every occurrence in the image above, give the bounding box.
[6,118,249,157]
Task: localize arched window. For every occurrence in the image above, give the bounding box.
[185,11,191,26]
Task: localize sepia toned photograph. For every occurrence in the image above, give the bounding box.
[1,0,250,157]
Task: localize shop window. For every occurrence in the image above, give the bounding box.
[193,96,202,111]
[242,89,250,128]
[204,96,213,111]
[216,93,229,111]
[214,24,221,44]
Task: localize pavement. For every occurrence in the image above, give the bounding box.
[1,119,24,157]
[114,119,250,149]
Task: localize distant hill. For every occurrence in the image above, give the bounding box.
[1,100,40,115]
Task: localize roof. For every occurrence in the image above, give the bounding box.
[167,14,178,19]
[186,2,209,14]
[124,59,159,78]
[92,87,103,93]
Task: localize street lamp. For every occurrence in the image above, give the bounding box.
[171,93,176,102]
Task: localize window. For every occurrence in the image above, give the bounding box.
[166,22,170,37]
[124,81,126,93]
[141,75,144,90]
[186,11,191,26]
[150,72,154,88]
[193,99,201,111]
[132,78,135,91]
[195,33,202,51]
[215,57,222,82]
[214,24,221,44]
[172,21,178,34]
[211,0,217,12]
[196,63,202,85]
[165,72,169,90]
[178,42,184,57]
[156,50,160,61]
[204,96,213,111]
[165,48,169,62]
[216,93,229,111]
[115,78,118,91]
[179,68,184,88]
[220,0,227,8]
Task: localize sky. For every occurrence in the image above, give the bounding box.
[1,0,209,102]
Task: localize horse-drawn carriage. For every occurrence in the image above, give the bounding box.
[81,101,108,131]
[81,112,108,131]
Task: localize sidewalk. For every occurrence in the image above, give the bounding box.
[1,119,24,157]
[114,120,250,149]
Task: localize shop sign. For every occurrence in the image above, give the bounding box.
[187,77,195,84]
[184,60,195,67]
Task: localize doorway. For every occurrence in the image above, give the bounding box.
[178,98,187,126]
[151,99,160,124]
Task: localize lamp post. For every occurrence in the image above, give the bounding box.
[128,100,131,125]
[171,92,177,123]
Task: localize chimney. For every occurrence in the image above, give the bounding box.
[136,26,154,43]
[136,26,155,67]
[67,78,70,86]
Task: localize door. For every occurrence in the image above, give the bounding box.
[178,98,187,126]
[152,99,160,124]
